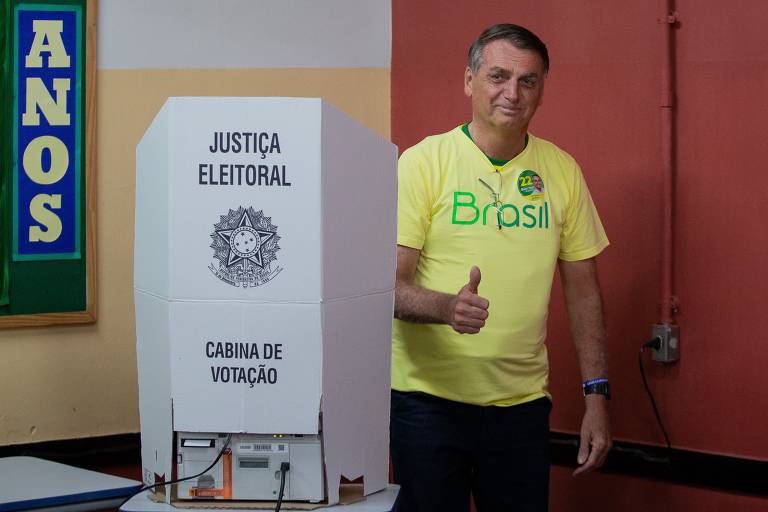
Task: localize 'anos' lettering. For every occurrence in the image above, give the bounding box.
[14,7,82,260]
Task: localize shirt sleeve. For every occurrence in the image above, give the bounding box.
[558,162,609,261]
[396,146,433,250]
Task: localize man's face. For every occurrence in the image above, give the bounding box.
[464,40,546,133]
[532,174,543,191]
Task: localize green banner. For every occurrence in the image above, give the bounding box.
[1,0,10,306]
[1,0,88,317]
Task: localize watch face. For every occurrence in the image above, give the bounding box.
[584,382,611,399]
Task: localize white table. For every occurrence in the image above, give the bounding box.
[119,485,399,512]
[0,456,143,512]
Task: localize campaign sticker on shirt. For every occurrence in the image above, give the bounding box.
[517,170,545,200]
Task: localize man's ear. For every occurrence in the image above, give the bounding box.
[538,81,545,107]
[464,67,474,98]
[537,73,547,106]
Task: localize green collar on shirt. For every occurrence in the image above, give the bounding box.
[461,123,528,167]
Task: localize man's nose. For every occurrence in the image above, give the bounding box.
[503,82,520,102]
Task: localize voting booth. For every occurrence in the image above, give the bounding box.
[134,97,397,505]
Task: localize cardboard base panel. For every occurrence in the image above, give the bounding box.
[167,484,365,509]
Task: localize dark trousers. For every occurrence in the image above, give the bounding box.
[390,390,551,512]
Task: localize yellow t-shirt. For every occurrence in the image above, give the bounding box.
[392,126,609,406]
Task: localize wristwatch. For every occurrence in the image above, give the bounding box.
[582,378,611,400]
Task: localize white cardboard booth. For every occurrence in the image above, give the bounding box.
[134,97,397,505]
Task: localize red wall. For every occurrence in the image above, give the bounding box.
[392,0,768,508]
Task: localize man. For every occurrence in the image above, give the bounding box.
[390,24,611,511]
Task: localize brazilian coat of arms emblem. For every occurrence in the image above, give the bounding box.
[209,206,282,287]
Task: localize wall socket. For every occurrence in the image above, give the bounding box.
[651,323,680,363]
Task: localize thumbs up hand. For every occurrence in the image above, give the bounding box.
[447,266,490,334]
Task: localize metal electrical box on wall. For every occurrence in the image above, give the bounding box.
[134,97,397,505]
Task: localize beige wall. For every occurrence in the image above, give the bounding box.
[0,0,391,446]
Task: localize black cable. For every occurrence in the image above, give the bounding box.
[117,434,232,510]
[274,462,290,512]
[639,338,672,451]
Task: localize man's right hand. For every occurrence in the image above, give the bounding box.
[446,266,490,334]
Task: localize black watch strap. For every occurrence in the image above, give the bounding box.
[582,379,611,400]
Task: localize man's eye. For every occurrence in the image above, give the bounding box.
[521,78,537,88]
[490,74,504,82]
